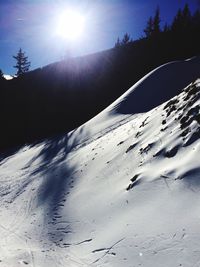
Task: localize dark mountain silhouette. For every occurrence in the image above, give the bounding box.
[1,4,200,151]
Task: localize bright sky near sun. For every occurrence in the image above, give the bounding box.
[0,0,199,74]
[56,10,86,40]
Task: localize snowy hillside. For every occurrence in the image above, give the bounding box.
[0,57,200,267]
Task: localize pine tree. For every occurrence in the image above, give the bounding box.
[144,7,161,38]
[171,8,183,32]
[114,34,131,48]
[13,48,31,76]
[171,4,192,34]
[121,33,131,45]
[163,23,170,33]
[153,7,161,35]
[114,37,121,48]
[144,16,154,38]
[182,3,192,30]
[182,4,191,21]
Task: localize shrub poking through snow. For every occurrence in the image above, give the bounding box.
[126,143,137,153]
[164,145,180,158]
[126,174,140,191]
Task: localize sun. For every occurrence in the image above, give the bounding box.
[56,10,85,41]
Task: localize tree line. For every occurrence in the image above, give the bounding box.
[0,3,200,151]
[114,4,200,47]
[0,3,199,78]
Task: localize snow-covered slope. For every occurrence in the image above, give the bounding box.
[68,56,200,146]
[0,57,200,267]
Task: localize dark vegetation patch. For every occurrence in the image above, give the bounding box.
[135,132,142,138]
[166,104,177,117]
[163,98,179,117]
[160,126,168,132]
[181,127,190,137]
[179,85,200,134]
[183,83,199,100]
[126,174,140,191]
[164,145,180,158]
[164,98,179,110]
[180,115,193,129]
[139,116,149,128]
[126,143,137,153]
[139,143,154,154]
[117,141,124,146]
[161,81,200,145]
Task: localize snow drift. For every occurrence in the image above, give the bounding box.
[0,57,200,267]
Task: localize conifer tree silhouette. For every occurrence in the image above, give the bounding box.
[13,48,30,76]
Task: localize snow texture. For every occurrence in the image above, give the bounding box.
[0,57,200,267]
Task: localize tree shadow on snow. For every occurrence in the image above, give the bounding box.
[28,127,88,243]
[9,127,88,243]
[180,167,200,189]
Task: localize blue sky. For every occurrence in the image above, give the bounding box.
[0,0,199,74]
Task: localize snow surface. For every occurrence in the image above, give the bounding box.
[3,74,14,80]
[0,57,200,267]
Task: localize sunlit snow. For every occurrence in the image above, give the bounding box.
[0,57,200,267]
